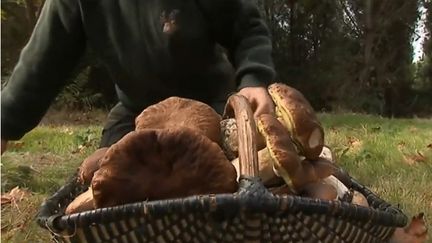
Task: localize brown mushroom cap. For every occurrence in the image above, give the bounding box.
[300,182,338,201]
[309,157,338,181]
[92,128,238,208]
[268,83,324,159]
[256,114,312,192]
[78,147,109,185]
[135,97,222,145]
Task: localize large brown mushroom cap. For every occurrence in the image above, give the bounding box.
[78,147,109,185]
[256,114,307,191]
[135,97,222,144]
[268,83,324,159]
[257,114,335,193]
[91,128,238,208]
[299,181,338,200]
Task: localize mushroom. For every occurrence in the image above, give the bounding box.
[221,118,266,160]
[65,187,95,214]
[135,97,222,145]
[256,114,335,193]
[269,184,295,195]
[331,166,353,189]
[299,181,338,200]
[91,128,238,208]
[220,118,239,160]
[351,190,369,207]
[78,147,109,185]
[319,145,335,162]
[267,83,324,160]
[321,175,351,200]
[231,147,284,186]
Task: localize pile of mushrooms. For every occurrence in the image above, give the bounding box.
[66,97,238,214]
[66,84,369,215]
[223,83,368,204]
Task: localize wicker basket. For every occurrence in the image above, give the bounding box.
[37,94,407,243]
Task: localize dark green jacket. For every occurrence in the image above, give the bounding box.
[1,0,275,140]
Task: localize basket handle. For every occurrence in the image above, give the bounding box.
[223,94,259,177]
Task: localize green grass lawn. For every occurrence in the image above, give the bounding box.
[1,112,431,242]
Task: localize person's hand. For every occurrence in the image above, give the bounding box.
[1,139,8,155]
[238,86,275,117]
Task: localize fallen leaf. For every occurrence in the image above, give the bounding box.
[403,154,426,165]
[0,187,31,206]
[397,142,406,151]
[8,141,25,150]
[346,136,362,153]
[427,144,432,149]
[389,213,428,243]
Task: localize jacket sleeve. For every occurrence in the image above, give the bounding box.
[197,0,276,90]
[1,0,86,140]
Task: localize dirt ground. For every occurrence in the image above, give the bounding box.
[40,108,108,126]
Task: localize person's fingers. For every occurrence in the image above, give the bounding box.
[254,100,275,117]
[248,97,258,113]
[237,86,275,116]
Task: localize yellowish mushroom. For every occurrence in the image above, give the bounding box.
[268,83,324,160]
[256,114,334,193]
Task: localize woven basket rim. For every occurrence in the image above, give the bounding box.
[37,174,408,234]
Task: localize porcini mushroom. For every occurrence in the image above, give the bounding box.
[78,147,109,185]
[221,118,239,160]
[268,83,324,160]
[256,114,334,193]
[231,147,284,186]
[135,97,222,144]
[351,190,369,207]
[221,118,267,160]
[65,187,95,214]
[91,128,238,208]
[303,158,349,200]
[300,181,338,200]
[319,145,335,162]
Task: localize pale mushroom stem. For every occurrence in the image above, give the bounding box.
[223,94,259,177]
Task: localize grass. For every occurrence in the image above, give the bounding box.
[1,111,431,242]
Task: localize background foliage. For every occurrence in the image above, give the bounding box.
[1,0,431,116]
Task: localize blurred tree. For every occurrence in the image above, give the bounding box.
[1,0,117,110]
[1,0,44,74]
[420,0,432,89]
[258,0,422,116]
